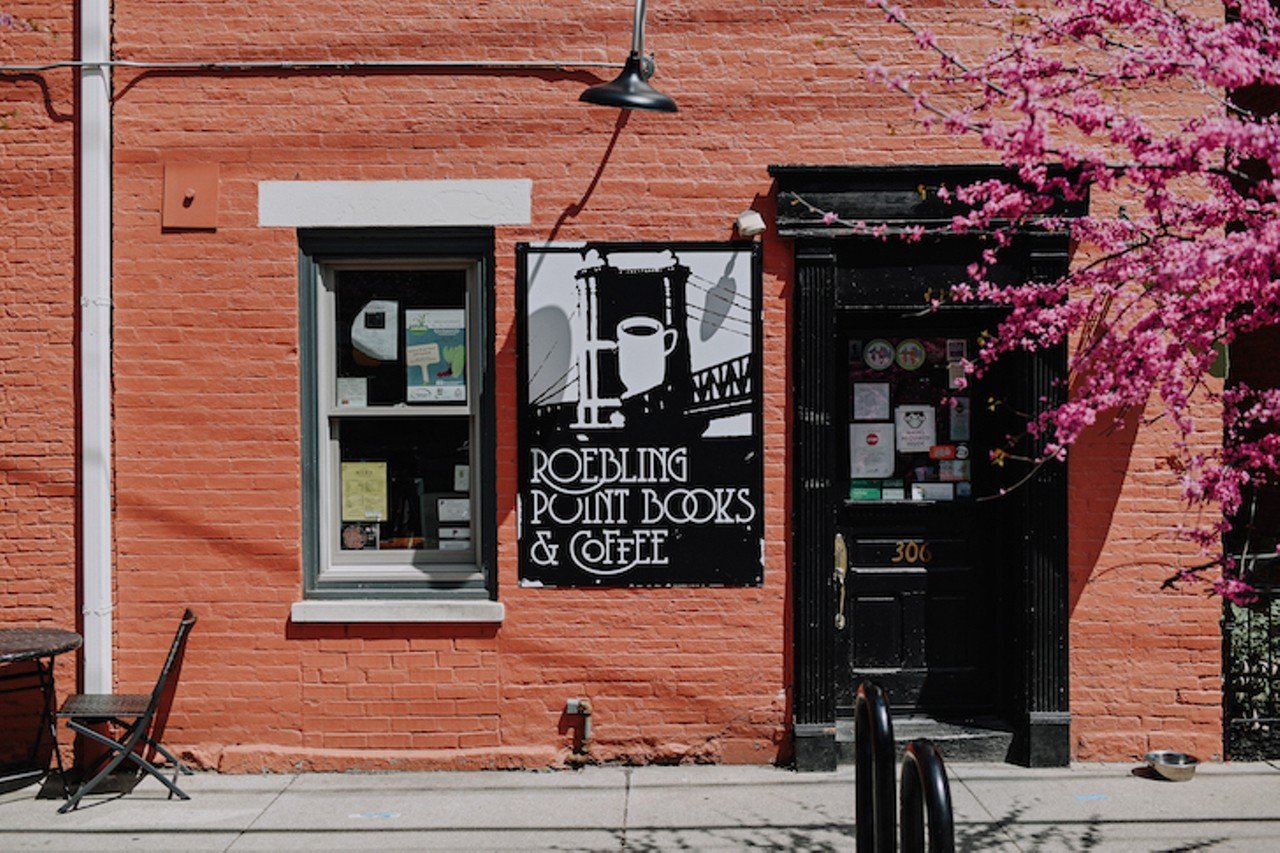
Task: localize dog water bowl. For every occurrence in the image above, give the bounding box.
[1145,750,1199,782]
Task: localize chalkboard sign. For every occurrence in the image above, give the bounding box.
[517,243,763,587]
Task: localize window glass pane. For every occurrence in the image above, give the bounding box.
[334,269,467,407]
[336,416,472,553]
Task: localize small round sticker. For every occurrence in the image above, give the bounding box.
[864,339,895,371]
[895,339,926,371]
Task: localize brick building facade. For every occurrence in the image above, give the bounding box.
[0,0,1222,772]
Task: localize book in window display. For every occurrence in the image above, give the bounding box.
[405,309,466,402]
[351,300,399,362]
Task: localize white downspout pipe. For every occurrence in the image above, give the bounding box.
[79,0,112,693]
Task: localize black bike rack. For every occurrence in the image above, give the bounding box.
[854,681,896,852]
[900,739,956,853]
[854,680,956,852]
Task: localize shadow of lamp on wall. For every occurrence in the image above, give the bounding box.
[580,0,678,113]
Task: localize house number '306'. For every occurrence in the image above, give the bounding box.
[891,540,932,564]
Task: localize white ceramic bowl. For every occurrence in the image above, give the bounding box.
[1145,750,1199,782]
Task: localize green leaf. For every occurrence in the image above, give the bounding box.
[1209,342,1230,379]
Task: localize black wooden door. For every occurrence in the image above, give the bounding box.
[834,316,1009,717]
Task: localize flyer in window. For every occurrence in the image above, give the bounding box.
[341,461,388,522]
[336,377,367,408]
[405,309,466,402]
[852,382,891,421]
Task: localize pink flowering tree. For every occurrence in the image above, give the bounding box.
[820,0,1280,599]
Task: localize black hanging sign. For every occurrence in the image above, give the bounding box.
[517,243,763,587]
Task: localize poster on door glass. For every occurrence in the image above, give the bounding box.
[850,423,895,477]
[517,243,763,588]
[405,309,466,402]
[895,404,937,452]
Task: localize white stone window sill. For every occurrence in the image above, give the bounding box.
[290,599,504,624]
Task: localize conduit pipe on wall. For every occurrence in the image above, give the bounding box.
[0,58,618,73]
[79,0,113,693]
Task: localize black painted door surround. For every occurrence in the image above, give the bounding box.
[770,165,1082,770]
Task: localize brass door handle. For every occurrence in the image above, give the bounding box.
[834,533,848,631]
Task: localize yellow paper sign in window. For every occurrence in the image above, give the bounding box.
[341,461,388,522]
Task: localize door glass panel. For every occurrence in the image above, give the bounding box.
[847,335,974,503]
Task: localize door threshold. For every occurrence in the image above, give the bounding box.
[835,714,1015,763]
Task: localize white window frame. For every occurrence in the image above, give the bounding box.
[293,229,498,612]
[314,260,485,589]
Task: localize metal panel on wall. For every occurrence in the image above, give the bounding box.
[516,243,763,587]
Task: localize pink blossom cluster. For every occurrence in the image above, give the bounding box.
[867,0,1280,600]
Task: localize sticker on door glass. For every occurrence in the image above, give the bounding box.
[849,479,882,501]
[863,339,895,371]
[880,478,906,501]
[895,339,926,371]
[850,423,895,478]
[895,405,937,452]
[911,482,954,501]
[949,396,971,441]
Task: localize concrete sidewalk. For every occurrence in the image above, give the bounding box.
[1,761,1279,851]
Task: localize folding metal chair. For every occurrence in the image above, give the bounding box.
[56,609,197,813]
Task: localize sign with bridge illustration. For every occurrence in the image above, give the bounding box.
[516,243,763,587]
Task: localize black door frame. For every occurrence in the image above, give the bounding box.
[771,165,1081,770]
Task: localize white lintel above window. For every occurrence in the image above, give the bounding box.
[258,179,532,228]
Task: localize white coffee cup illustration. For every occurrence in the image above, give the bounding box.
[616,315,677,398]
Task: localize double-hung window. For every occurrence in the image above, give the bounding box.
[295,230,497,614]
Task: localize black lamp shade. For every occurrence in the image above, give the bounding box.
[580,53,678,113]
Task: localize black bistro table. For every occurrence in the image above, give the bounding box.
[0,627,82,793]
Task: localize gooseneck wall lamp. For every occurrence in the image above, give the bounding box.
[580,0,678,113]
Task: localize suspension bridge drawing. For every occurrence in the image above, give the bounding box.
[523,245,756,439]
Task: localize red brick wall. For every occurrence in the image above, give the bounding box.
[0,6,79,766]
[1,0,1223,768]
[1069,404,1224,762]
